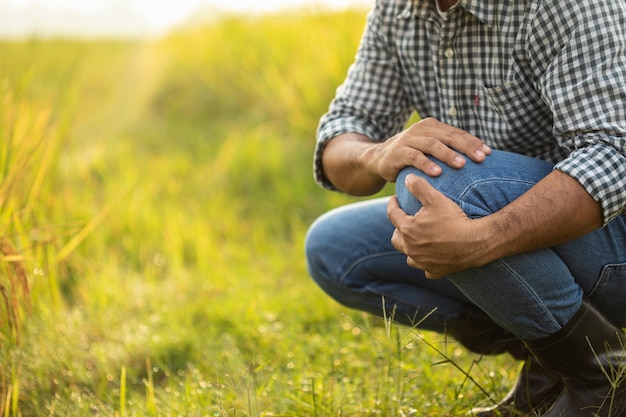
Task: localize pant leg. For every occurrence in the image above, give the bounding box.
[305,197,474,332]
[396,150,626,340]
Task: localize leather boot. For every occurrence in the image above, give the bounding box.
[448,307,563,416]
[469,356,563,417]
[525,300,626,417]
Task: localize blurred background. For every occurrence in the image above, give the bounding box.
[0,1,513,415]
[0,0,370,38]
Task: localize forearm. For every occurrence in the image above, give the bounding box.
[321,133,386,196]
[322,120,492,196]
[478,170,603,263]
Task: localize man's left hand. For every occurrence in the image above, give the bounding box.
[387,174,491,279]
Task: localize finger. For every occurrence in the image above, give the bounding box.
[424,270,440,280]
[407,134,467,170]
[404,175,446,207]
[413,118,491,162]
[386,196,407,228]
[410,150,443,176]
[407,257,443,279]
[390,228,404,253]
[406,256,420,269]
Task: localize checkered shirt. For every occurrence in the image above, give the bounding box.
[315,0,626,225]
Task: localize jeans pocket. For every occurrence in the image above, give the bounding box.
[588,262,626,327]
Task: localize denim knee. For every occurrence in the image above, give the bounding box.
[304,213,372,312]
[395,150,554,218]
[304,215,332,287]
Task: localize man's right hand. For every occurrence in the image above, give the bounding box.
[321,117,491,196]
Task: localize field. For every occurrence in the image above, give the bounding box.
[0,9,516,416]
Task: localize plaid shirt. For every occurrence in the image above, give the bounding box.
[315,0,626,225]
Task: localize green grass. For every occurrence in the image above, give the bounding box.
[0,9,517,416]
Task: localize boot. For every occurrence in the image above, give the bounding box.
[448,307,563,416]
[525,300,626,417]
[469,356,563,417]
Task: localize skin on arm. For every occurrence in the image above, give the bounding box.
[322,117,491,196]
[387,169,603,278]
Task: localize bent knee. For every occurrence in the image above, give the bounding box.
[394,151,552,218]
[304,212,342,285]
[395,166,427,215]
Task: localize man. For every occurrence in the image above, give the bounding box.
[305,0,626,416]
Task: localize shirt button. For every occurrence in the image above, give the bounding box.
[445,48,454,58]
[448,106,458,117]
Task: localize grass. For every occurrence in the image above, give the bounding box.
[0,9,517,416]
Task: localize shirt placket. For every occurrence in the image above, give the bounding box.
[437,15,459,127]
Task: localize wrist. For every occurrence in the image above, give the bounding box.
[358,142,383,178]
[323,134,386,195]
[470,216,510,266]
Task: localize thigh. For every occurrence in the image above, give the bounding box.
[305,197,472,329]
[305,197,462,291]
[305,197,399,283]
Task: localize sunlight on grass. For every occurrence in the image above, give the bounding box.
[0,9,517,416]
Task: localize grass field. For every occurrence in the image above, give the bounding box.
[0,9,516,416]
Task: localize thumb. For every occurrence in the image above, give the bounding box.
[405,174,443,207]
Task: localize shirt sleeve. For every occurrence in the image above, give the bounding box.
[526,0,626,225]
[314,0,414,190]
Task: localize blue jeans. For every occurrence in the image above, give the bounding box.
[305,150,626,341]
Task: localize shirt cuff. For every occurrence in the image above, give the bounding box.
[554,141,626,226]
[313,115,382,191]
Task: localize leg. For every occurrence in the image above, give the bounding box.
[396,149,626,416]
[305,197,471,332]
[528,301,626,417]
[306,160,565,416]
[305,196,533,358]
[395,149,626,339]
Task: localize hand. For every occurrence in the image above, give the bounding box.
[364,118,491,183]
[387,174,492,279]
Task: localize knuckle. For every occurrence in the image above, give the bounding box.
[422,136,439,149]
[405,122,420,132]
[410,150,426,164]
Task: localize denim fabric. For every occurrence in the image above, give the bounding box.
[305,150,626,340]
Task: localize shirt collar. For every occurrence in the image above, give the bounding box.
[402,0,496,26]
[461,0,496,26]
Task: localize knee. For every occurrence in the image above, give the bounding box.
[395,151,554,218]
[395,166,427,216]
[394,159,493,216]
[304,217,323,278]
[304,214,355,306]
[394,165,494,218]
[304,212,337,286]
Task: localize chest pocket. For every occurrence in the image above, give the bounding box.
[474,77,555,156]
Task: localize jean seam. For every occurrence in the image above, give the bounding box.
[338,251,404,284]
[589,262,626,297]
[457,178,538,204]
[495,257,562,331]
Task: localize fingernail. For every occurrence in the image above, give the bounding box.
[454,155,465,165]
[482,144,491,153]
